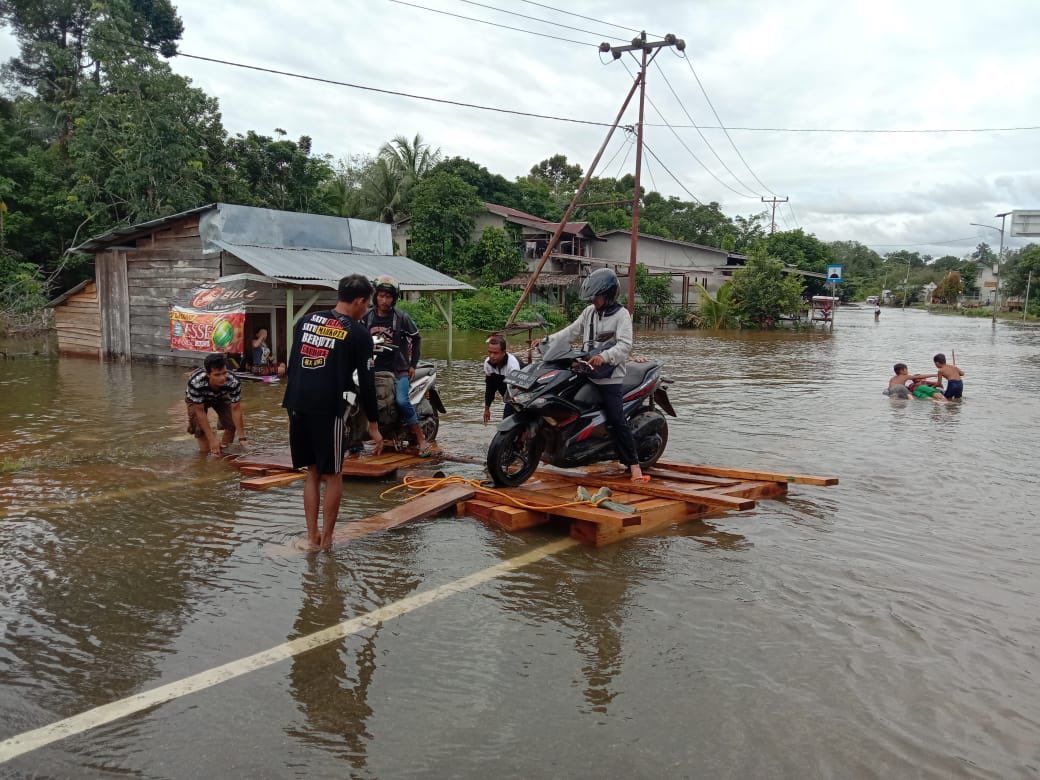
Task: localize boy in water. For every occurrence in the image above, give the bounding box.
[933,353,965,399]
[884,363,947,403]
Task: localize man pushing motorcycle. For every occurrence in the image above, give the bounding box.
[362,276,431,457]
[539,267,648,482]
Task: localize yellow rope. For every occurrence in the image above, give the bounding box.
[380,474,612,512]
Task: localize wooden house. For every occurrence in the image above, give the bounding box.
[47,280,101,357]
[53,203,472,364]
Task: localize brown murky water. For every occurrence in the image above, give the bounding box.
[2,309,1039,778]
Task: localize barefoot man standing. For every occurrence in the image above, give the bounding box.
[282,275,383,550]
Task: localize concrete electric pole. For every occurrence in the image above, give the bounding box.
[762,196,789,235]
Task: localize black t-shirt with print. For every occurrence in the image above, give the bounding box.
[363,308,420,375]
[281,310,378,419]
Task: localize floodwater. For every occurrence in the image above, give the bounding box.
[1,308,1038,778]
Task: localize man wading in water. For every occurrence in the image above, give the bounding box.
[282,275,383,551]
[185,353,248,455]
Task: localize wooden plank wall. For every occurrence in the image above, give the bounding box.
[55,282,101,357]
[124,215,219,364]
[96,249,131,360]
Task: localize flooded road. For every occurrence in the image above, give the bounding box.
[2,308,1039,778]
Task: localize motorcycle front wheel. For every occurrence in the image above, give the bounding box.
[487,424,543,487]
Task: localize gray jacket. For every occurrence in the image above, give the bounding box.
[549,303,633,385]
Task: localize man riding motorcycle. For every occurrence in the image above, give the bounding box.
[540,267,647,482]
[362,276,431,456]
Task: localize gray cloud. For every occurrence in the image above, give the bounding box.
[2,0,1039,254]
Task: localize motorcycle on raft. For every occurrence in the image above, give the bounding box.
[486,336,676,487]
[343,335,444,450]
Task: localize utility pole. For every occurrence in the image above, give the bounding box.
[762,196,789,234]
[506,32,685,326]
[602,32,686,315]
[995,210,1010,324]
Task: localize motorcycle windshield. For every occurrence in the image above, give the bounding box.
[540,336,588,364]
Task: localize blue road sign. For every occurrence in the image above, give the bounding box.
[826,264,843,283]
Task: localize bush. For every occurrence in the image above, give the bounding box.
[399,288,567,332]
[0,248,48,315]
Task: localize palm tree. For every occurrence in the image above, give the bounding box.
[378,133,441,212]
[692,281,736,329]
[359,157,403,223]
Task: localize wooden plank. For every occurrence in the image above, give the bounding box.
[571,504,715,547]
[541,471,756,511]
[235,452,296,470]
[377,483,476,524]
[488,504,551,531]
[713,480,788,500]
[239,465,270,476]
[241,472,306,490]
[655,460,838,487]
[645,468,741,487]
[96,249,131,360]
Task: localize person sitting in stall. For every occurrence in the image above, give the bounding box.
[483,334,521,424]
[249,327,285,376]
[185,353,249,455]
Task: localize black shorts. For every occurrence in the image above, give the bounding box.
[944,380,964,399]
[288,410,345,475]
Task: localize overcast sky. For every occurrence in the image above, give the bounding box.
[2,0,1039,257]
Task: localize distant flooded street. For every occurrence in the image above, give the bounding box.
[2,307,1039,777]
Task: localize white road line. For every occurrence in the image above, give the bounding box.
[0,537,578,764]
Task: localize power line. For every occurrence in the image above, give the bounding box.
[454,0,626,41]
[675,51,778,197]
[867,236,980,247]
[620,59,757,200]
[643,145,660,193]
[384,0,598,47]
[651,57,762,198]
[610,132,635,180]
[513,0,656,36]
[123,39,1040,136]
[641,140,702,204]
[785,201,801,231]
[170,50,613,127]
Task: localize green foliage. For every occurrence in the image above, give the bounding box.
[632,263,673,325]
[220,130,335,215]
[407,172,484,274]
[729,246,805,327]
[0,247,48,314]
[763,229,831,295]
[395,296,444,331]
[692,280,736,329]
[470,226,525,286]
[529,154,583,203]
[1002,244,1040,297]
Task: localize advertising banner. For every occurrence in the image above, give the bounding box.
[170,309,245,353]
[169,278,259,353]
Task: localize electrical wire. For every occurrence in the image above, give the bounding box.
[651,57,762,198]
[620,59,757,200]
[641,140,702,204]
[454,0,626,41]
[384,0,598,46]
[785,201,801,231]
[113,36,1040,135]
[675,51,779,196]
[643,146,660,194]
[514,0,660,37]
[869,237,981,245]
[167,50,614,127]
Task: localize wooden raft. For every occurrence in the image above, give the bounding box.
[460,463,837,547]
[236,447,439,490]
[233,449,837,547]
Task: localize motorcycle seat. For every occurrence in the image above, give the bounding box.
[620,362,658,392]
[413,365,435,380]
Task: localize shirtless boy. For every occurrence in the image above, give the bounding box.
[933,353,965,399]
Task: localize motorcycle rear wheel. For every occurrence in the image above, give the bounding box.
[636,413,668,469]
[487,425,543,487]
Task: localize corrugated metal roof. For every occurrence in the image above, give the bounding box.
[501,273,580,288]
[215,242,473,292]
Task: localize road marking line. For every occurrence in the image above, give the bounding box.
[0,537,577,764]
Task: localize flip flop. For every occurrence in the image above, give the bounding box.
[418,444,434,458]
[630,474,651,483]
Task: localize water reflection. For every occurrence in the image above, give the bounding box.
[286,539,422,771]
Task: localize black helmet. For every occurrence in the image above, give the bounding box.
[580,268,620,302]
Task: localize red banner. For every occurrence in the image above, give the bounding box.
[170,309,245,353]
